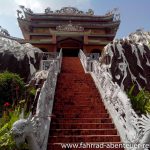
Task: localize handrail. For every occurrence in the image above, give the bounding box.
[91,60,150,150]
[79,50,150,150]
[78,49,88,72]
[40,49,62,71]
[11,49,63,150]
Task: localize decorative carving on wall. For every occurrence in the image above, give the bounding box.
[0,26,10,36]
[45,7,94,16]
[56,21,84,32]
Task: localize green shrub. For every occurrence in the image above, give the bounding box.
[0,71,25,106]
[127,85,150,114]
[0,108,19,149]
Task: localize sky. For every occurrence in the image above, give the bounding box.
[0,0,150,39]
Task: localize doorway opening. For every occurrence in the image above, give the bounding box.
[57,38,82,57]
[62,48,79,57]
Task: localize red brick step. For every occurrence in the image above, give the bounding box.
[49,135,121,143]
[50,129,118,136]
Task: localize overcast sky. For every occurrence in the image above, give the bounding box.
[0,0,150,38]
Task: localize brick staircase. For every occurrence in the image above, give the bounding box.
[47,57,123,150]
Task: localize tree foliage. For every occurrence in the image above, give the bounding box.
[0,71,25,106]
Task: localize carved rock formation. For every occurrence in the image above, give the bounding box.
[0,37,42,81]
[101,30,150,94]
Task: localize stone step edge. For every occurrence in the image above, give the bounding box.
[52,118,110,120]
[50,129,116,131]
[49,135,120,138]
[51,123,114,125]
[48,142,122,145]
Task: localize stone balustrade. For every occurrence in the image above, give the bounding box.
[11,49,62,150]
[79,50,150,150]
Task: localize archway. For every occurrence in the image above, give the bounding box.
[57,38,82,57]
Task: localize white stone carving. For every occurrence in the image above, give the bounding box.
[11,50,62,150]
[79,50,150,150]
[79,50,89,72]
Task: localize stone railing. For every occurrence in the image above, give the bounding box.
[11,50,62,150]
[40,50,62,71]
[41,52,59,59]
[91,61,150,150]
[79,50,150,150]
[79,49,93,72]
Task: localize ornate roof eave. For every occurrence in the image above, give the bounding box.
[17,18,31,31]
[25,12,114,21]
[17,6,121,24]
[17,18,30,23]
[17,18,32,40]
[29,20,120,29]
[18,17,120,26]
[17,5,33,20]
[29,32,116,37]
[17,6,115,20]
